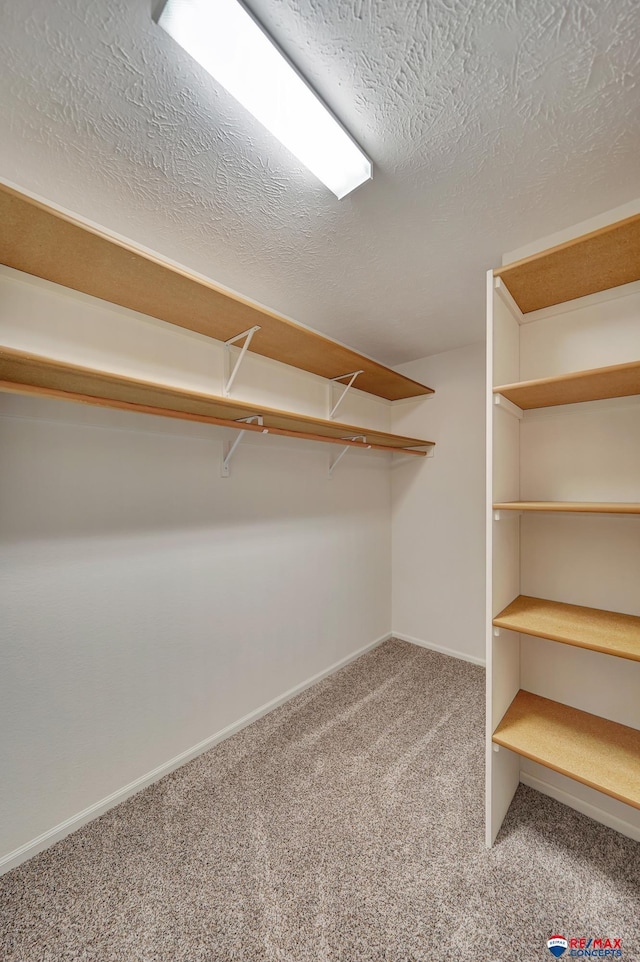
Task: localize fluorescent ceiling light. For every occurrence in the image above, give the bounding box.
[155,0,372,199]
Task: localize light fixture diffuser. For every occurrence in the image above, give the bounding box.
[155,0,372,198]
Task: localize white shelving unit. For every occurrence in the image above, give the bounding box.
[486,215,640,846]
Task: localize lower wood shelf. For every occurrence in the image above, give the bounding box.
[493,690,640,810]
[493,359,640,410]
[0,347,434,456]
[493,501,640,514]
[493,596,640,662]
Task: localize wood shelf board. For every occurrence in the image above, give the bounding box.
[493,501,640,514]
[493,690,640,810]
[494,213,640,313]
[0,185,434,402]
[494,360,640,410]
[0,348,433,454]
[493,595,640,662]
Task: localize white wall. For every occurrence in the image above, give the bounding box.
[390,342,486,664]
[0,268,393,872]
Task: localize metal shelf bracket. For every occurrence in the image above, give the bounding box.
[221,416,268,477]
[493,510,523,521]
[328,370,364,419]
[328,435,369,479]
[224,326,261,397]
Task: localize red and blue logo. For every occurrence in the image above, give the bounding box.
[548,936,569,957]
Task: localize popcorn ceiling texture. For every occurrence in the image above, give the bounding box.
[0,0,638,363]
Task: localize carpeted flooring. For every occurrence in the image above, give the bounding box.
[1,639,639,961]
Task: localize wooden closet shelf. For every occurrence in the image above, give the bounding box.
[494,359,640,410]
[494,212,640,313]
[0,184,433,402]
[493,595,640,662]
[0,348,434,455]
[493,690,640,810]
[493,501,640,515]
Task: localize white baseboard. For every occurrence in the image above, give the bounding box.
[0,632,390,877]
[521,771,640,844]
[393,631,485,667]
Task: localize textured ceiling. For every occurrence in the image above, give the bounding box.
[0,0,639,365]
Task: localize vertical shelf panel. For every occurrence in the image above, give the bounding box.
[486,272,522,846]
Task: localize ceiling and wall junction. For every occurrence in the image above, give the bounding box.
[0,0,638,363]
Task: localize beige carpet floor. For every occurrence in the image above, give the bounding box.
[1,639,639,961]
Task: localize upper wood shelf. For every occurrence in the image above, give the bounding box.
[493,595,640,662]
[494,213,640,313]
[0,347,433,456]
[0,184,434,402]
[493,690,640,810]
[493,501,640,515]
[494,359,640,410]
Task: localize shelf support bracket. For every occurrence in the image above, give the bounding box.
[494,277,524,323]
[224,326,261,397]
[328,436,369,479]
[493,510,522,521]
[494,394,523,419]
[328,370,364,420]
[221,416,267,477]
